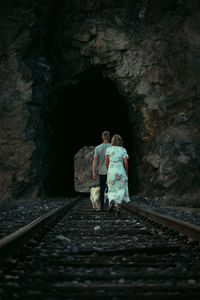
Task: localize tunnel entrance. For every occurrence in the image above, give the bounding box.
[43,69,133,197]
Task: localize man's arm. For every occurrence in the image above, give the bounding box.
[92,156,98,180]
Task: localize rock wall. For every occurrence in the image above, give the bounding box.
[74,146,98,192]
[0,2,36,198]
[0,0,200,205]
[53,0,200,204]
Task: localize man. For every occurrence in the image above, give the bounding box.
[92,131,111,210]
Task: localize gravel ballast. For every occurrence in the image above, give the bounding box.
[0,195,199,240]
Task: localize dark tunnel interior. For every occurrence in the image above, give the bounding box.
[43,70,132,197]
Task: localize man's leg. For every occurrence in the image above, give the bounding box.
[105,182,109,207]
[99,175,107,209]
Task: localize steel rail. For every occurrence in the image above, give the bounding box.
[122,203,200,242]
[0,195,81,262]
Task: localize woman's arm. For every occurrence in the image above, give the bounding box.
[123,157,128,177]
[105,155,110,169]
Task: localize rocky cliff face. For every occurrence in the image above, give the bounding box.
[74,146,98,192]
[0,0,200,205]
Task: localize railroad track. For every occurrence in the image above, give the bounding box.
[0,198,71,239]
[0,196,200,299]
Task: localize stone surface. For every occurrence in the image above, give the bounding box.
[0,0,200,205]
[74,146,98,192]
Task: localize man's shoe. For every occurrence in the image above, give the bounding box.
[117,208,121,215]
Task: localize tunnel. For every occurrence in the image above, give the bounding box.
[42,69,133,197]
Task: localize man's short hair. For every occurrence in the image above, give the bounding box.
[102,131,110,139]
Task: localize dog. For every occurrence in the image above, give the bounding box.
[90,186,101,211]
[90,186,109,211]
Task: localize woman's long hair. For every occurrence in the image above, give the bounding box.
[111,134,123,146]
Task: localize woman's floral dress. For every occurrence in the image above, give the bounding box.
[105,146,130,204]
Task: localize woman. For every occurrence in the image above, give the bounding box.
[105,134,130,214]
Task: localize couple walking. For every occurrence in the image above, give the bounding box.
[92,131,130,214]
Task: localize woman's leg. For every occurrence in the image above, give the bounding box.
[108,199,115,212]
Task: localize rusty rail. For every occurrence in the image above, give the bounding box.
[122,203,200,242]
[0,196,81,262]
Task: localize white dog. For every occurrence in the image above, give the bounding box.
[90,186,101,211]
[90,186,108,211]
